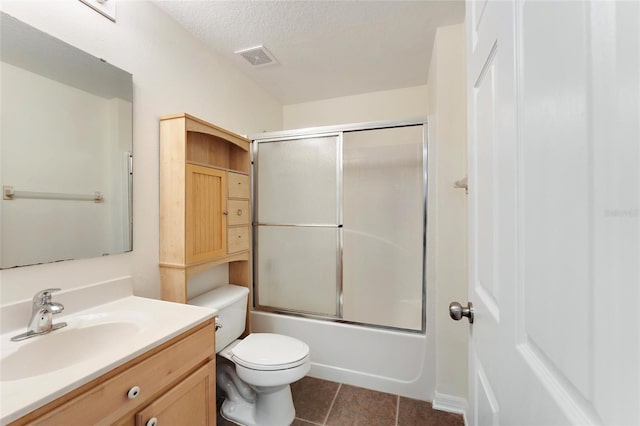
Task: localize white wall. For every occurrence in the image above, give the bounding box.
[283,85,428,129]
[0,1,282,304]
[426,23,468,405]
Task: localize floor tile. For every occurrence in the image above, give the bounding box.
[398,397,464,426]
[397,396,432,426]
[427,409,465,426]
[325,384,397,426]
[291,376,341,424]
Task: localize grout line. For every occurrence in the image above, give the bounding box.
[395,395,400,426]
[295,418,324,426]
[322,383,342,425]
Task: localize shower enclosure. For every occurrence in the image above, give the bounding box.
[252,120,426,332]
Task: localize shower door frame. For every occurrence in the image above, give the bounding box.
[251,118,428,334]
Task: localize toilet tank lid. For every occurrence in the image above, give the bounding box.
[188,284,248,310]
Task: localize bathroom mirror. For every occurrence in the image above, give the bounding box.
[0,12,133,269]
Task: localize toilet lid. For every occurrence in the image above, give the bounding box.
[231,333,310,371]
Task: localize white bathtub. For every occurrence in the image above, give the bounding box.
[250,310,436,400]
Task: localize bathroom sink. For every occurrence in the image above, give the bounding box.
[0,284,217,425]
[1,318,142,381]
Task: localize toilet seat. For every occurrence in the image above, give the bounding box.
[231,333,310,371]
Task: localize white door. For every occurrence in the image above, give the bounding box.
[463,0,639,425]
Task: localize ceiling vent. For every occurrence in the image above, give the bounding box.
[235,45,278,67]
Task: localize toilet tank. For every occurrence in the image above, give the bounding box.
[189,284,249,352]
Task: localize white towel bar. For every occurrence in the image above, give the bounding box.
[3,185,103,202]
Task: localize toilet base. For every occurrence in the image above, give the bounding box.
[220,397,255,425]
[220,384,295,426]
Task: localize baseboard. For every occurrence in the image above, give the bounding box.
[432,391,468,425]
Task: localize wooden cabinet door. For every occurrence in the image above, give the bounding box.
[135,362,216,426]
[186,165,227,263]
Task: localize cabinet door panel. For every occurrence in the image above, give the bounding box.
[186,165,227,263]
[135,362,215,426]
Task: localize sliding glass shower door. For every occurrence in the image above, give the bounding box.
[254,122,426,331]
[342,126,424,330]
[255,135,341,317]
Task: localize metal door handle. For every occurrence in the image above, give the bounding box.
[449,301,474,323]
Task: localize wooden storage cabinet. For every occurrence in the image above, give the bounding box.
[13,321,216,426]
[159,113,252,305]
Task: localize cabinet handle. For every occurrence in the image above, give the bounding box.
[236,209,243,216]
[127,386,141,399]
[223,211,229,215]
[146,417,158,426]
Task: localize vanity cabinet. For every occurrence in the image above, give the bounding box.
[11,320,216,426]
[159,113,252,305]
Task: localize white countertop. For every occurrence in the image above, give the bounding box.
[0,280,216,425]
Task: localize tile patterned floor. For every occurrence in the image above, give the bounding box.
[218,376,465,426]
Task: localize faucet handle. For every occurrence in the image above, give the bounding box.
[33,288,61,305]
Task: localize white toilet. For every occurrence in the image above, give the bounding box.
[190,284,310,426]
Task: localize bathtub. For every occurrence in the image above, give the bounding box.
[250,310,436,400]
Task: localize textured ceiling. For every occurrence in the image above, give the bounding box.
[155,1,465,104]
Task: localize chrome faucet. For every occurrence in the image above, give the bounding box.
[11,288,68,342]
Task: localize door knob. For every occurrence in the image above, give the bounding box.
[449,301,474,323]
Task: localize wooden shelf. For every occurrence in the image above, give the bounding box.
[159,113,252,331]
[185,161,250,176]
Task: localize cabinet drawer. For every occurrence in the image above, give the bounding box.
[227,226,250,254]
[228,172,250,199]
[31,323,215,426]
[227,200,249,226]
